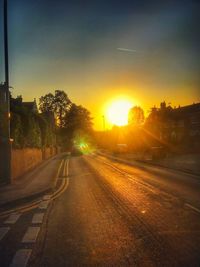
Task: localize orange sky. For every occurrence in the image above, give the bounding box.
[11,79,199,130]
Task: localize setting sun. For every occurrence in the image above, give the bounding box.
[106,99,133,126]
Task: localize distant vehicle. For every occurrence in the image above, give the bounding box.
[71,146,83,156]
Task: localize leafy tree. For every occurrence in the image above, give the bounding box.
[10,95,49,148]
[128,106,144,126]
[39,93,54,113]
[54,90,71,127]
[10,113,23,148]
[64,104,93,134]
[39,91,94,149]
[39,90,71,128]
[37,113,56,147]
[26,115,42,148]
[60,104,93,148]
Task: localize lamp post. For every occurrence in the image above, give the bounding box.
[0,0,11,183]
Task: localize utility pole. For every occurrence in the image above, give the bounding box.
[4,0,9,87]
[0,0,11,183]
[102,115,105,131]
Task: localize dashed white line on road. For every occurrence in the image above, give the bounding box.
[4,213,21,224]
[10,249,32,267]
[39,200,49,209]
[0,227,10,241]
[22,227,40,243]
[43,195,51,200]
[32,213,44,224]
[185,203,200,214]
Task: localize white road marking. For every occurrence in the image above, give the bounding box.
[32,213,44,224]
[43,195,51,200]
[4,213,21,224]
[10,249,32,267]
[0,227,10,241]
[39,200,49,209]
[22,227,40,243]
[185,203,200,214]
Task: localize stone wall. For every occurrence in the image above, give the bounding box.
[42,147,57,160]
[11,148,43,181]
[11,147,57,181]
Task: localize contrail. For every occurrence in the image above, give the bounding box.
[117,48,137,53]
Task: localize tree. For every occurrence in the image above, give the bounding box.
[39,91,94,149]
[39,90,71,128]
[64,104,93,134]
[10,113,23,148]
[60,104,93,148]
[39,93,54,113]
[37,114,56,148]
[128,106,144,126]
[10,95,56,148]
[54,90,71,128]
[26,115,42,148]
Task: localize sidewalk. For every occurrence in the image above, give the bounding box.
[0,154,62,210]
[97,151,200,177]
[146,154,200,176]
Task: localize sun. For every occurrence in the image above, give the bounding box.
[106,98,133,126]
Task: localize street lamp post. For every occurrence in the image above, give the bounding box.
[0,0,11,183]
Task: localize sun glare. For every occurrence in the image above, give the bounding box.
[106,99,133,126]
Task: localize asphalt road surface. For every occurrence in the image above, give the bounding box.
[1,154,200,266]
[31,154,200,267]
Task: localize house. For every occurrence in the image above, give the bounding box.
[22,99,38,113]
[164,103,200,151]
[11,96,38,113]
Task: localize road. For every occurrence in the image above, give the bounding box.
[1,154,200,266]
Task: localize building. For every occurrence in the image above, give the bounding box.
[11,96,38,113]
[163,103,200,151]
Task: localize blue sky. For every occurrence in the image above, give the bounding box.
[0,0,200,128]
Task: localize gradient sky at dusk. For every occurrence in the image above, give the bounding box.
[0,0,200,129]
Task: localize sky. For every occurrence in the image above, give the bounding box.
[0,0,200,129]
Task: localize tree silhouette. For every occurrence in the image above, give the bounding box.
[39,93,54,113]
[128,106,144,126]
[64,104,93,134]
[39,90,71,127]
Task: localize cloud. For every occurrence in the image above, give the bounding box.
[117,48,138,53]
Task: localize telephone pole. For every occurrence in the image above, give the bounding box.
[0,0,11,183]
[4,0,9,87]
[102,115,105,131]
